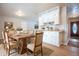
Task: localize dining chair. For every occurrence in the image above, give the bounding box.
[30,30,43,43]
[27,32,43,56]
[4,31,18,56]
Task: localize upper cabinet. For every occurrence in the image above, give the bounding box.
[39,6,60,29]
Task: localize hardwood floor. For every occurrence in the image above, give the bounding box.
[43,43,79,56]
[0,42,79,56]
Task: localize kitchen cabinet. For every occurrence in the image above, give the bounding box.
[39,6,60,29]
[43,31,64,47]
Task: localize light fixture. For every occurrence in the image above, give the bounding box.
[16,10,25,16]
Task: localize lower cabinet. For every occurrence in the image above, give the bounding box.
[43,31,64,47]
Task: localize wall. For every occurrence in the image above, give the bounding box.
[61,6,68,45]
[0,16,38,39]
[21,17,38,30]
[67,5,79,18]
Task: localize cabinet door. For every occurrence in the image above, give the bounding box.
[43,31,60,47]
[50,37,56,45]
[43,31,55,44]
[43,32,50,43]
[51,32,59,46]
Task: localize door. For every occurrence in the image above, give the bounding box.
[70,21,79,38]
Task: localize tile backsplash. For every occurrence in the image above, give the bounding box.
[41,24,65,31]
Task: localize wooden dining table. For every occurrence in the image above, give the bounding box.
[8,33,35,54]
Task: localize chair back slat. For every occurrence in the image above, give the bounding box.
[4,31,9,44]
[2,31,5,43]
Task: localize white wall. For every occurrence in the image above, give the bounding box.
[0,16,38,39]
[61,6,68,45]
[21,17,38,30]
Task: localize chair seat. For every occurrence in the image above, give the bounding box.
[10,41,17,46]
[27,43,34,51]
[11,42,17,49]
[27,43,41,52]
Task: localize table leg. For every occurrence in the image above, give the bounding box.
[18,38,27,54]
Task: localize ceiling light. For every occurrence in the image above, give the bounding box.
[16,10,25,16]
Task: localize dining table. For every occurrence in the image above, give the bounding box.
[8,33,35,54]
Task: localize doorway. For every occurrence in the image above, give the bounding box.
[68,17,79,48]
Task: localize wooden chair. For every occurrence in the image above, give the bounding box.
[27,32,43,56]
[2,30,17,49]
[4,31,18,56]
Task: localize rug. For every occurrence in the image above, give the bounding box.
[43,46,54,56]
[0,44,54,56]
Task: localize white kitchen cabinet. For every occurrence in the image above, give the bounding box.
[39,6,60,29]
[43,31,64,47]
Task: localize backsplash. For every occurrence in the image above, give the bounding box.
[41,24,65,31]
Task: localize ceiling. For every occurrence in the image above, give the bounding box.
[0,3,65,19]
[0,3,79,19]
